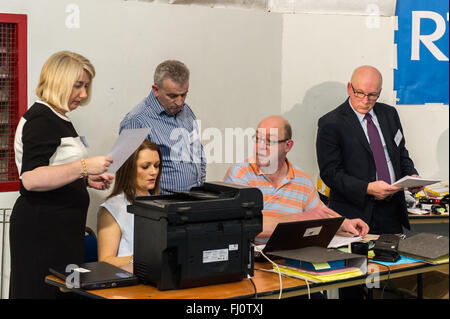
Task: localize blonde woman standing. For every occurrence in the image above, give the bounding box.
[10,51,114,298]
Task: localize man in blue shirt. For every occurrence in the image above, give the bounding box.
[120,60,206,193]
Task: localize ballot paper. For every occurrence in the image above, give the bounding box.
[106,127,151,174]
[407,208,429,215]
[327,235,362,249]
[392,176,441,189]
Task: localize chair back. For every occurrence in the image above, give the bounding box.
[85,226,98,262]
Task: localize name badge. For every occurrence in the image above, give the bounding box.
[394,129,403,147]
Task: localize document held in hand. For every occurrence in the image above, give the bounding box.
[107,127,152,174]
[391,176,440,189]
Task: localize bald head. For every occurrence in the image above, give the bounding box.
[255,115,294,172]
[347,65,383,114]
[257,116,292,141]
[350,65,383,92]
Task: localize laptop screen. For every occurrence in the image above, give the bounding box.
[262,217,345,254]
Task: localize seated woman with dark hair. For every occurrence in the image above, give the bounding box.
[97,140,161,267]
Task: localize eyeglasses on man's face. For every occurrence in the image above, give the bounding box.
[253,135,290,147]
[351,83,380,101]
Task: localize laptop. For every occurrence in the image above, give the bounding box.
[49,261,139,290]
[255,217,345,259]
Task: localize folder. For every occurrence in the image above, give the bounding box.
[270,246,367,282]
[398,233,449,265]
[275,264,364,283]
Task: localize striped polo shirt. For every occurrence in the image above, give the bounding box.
[223,158,323,216]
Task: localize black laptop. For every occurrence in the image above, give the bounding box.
[255,217,345,259]
[49,261,139,290]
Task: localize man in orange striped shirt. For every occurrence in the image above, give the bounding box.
[224,116,369,238]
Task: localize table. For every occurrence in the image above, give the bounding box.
[408,213,448,239]
[408,213,449,225]
[45,260,448,299]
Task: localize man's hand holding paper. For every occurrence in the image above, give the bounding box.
[367,180,402,200]
[406,174,426,194]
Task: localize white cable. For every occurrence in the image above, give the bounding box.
[256,267,312,299]
[305,277,311,299]
[252,243,283,299]
[253,243,316,299]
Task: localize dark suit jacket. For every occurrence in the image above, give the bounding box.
[316,99,418,230]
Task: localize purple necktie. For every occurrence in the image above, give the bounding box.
[365,113,391,184]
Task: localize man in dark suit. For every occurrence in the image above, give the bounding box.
[316,65,423,234]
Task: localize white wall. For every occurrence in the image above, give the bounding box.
[281,13,449,183]
[397,105,449,180]
[0,0,448,300]
[0,0,448,229]
[0,0,283,230]
[281,13,397,180]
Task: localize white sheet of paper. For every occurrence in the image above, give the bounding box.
[391,176,441,188]
[407,208,429,215]
[327,235,362,248]
[106,127,151,174]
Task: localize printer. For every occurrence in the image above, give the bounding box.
[127,182,263,290]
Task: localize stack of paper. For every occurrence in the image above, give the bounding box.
[274,247,367,283]
[275,263,364,283]
[424,182,449,197]
[270,246,367,283]
[327,235,362,248]
[392,176,440,188]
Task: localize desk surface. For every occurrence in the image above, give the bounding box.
[45,260,448,299]
[408,212,449,224]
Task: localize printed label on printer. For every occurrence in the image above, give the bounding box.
[203,249,229,263]
[303,226,322,237]
[229,244,239,251]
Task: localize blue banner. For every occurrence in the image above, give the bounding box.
[394,0,449,105]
